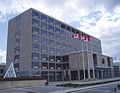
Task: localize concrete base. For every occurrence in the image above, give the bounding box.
[0,79,47,89]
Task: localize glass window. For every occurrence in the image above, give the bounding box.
[41,54,48,61]
[16,16,21,28]
[55,28,61,34]
[49,63,55,69]
[32,35,39,43]
[41,62,48,69]
[49,47,55,54]
[49,32,54,39]
[41,46,48,53]
[48,25,54,32]
[62,36,66,43]
[15,31,20,38]
[61,30,66,37]
[32,61,39,69]
[56,49,61,55]
[41,22,47,29]
[56,42,61,48]
[14,46,20,53]
[41,29,47,37]
[32,43,39,51]
[32,26,39,35]
[56,34,61,41]
[49,40,55,47]
[62,55,68,62]
[56,56,61,62]
[41,14,47,22]
[15,38,20,46]
[62,43,66,49]
[14,63,19,70]
[32,18,39,26]
[48,17,54,24]
[55,21,60,27]
[41,37,48,45]
[14,55,20,62]
[49,55,55,61]
[32,11,40,19]
[32,53,39,60]
[56,64,62,70]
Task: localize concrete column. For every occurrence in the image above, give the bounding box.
[82,52,86,79]
[69,70,71,81]
[87,52,91,79]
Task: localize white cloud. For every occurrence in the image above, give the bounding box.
[0,49,6,63]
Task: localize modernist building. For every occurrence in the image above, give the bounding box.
[113,62,120,77]
[6,8,113,81]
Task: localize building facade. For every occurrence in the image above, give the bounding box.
[6,8,113,81]
[113,62,120,77]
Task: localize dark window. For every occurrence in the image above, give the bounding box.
[16,16,21,27]
[14,55,20,62]
[56,56,61,62]
[107,57,111,66]
[15,31,20,38]
[41,14,47,22]
[48,17,54,24]
[48,25,54,32]
[14,63,19,70]
[32,26,39,35]
[41,46,48,53]
[32,11,40,19]
[0,69,4,73]
[55,28,61,34]
[49,32,54,39]
[41,22,47,29]
[49,47,55,54]
[62,55,68,62]
[41,29,47,37]
[41,62,48,69]
[32,53,39,60]
[41,54,48,61]
[32,61,39,69]
[102,58,105,64]
[61,24,66,29]
[49,63,55,69]
[14,46,20,53]
[93,54,97,66]
[56,49,61,55]
[32,18,39,26]
[32,35,39,43]
[67,26,71,31]
[72,28,75,33]
[49,55,55,61]
[15,38,20,46]
[56,64,62,70]
[55,21,60,27]
[32,43,39,51]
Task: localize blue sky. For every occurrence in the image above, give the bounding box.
[0,0,120,63]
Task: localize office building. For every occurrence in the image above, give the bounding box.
[6,8,113,81]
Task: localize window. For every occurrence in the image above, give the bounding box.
[62,43,66,49]
[67,26,71,31]
[48,25,54,32]
[41,46,48,53]
[49,40,55,47]
[102,58,105,64]
[56,42,61,48]
[14,46,20,53]
[41,22,47,29]
[41,37,48,45]
[41,14,47,22]
[56,35,61,41]
[49,47,55,54]
[61,30,66,37]
[61,24,66,29]
[49,55,55,61]
[107,57,111,66]
[55,28,61,34]
[32,26,39,35]
[49,32,54,39]
[15,31,20,38]
[49,63,55,69]
[55,21,60,27]
[62,55,68,62]
[32,61,39,69]
[32,53,39,60]
[32,35,39,43]
[41,29,47,37]
[56,56,61,62]
[48,17,54,24]
[32,18,39,26]
[41,62,48,69]
[14,63,19,70]
[16,16,21,28]
[14,55,20,62]
[32,43,39,51]
[32,11,40,19]
[56,64,62,70]
[56,49,61,55]
[41,54,48,61]
[15,39,20,46]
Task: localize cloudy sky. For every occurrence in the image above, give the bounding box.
[0,0,120,63]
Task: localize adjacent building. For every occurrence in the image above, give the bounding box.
[6,8,113,81]
[113,62,120,77]
[0,63,6,78]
